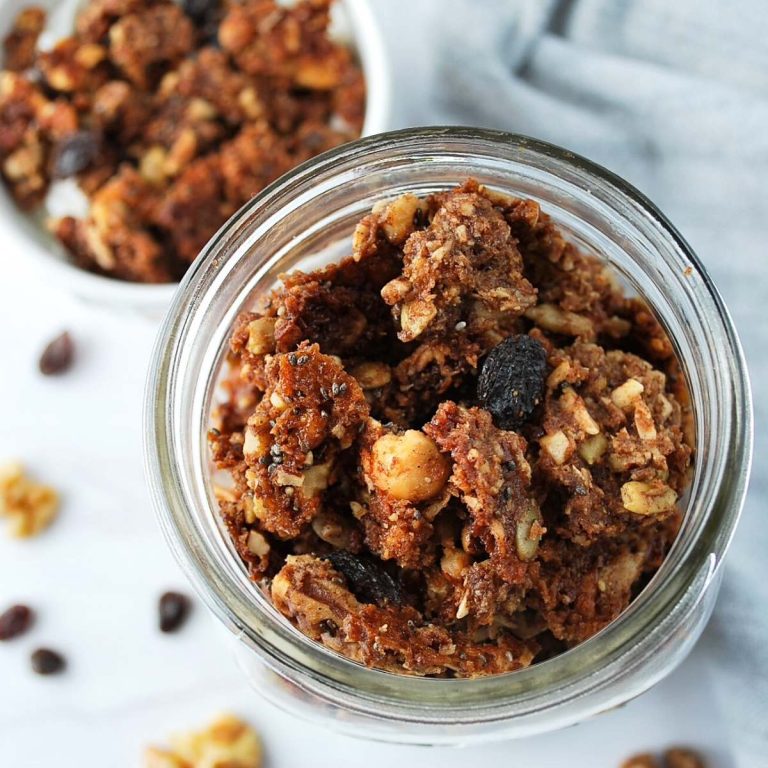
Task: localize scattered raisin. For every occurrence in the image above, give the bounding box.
[30,648,66,675]
[181,0,218,22]
[0,604,34,641]
[50,131,99,179]
[477,334,548,430]
[326,550,403,606]
[158,591,191,633]
[39,331,74,375]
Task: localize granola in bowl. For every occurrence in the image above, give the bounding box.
[208,180,693,678]
[0,0,368,284]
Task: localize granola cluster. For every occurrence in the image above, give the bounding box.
[0,0,364,282]
[209,181,693,677]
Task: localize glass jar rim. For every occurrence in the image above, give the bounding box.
[144,127,753,723]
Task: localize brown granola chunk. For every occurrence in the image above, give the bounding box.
[3,8,45,72]
[219,0,350,89]
[239,342,368,539]
[272,554,537,677]
[108,5,195,88]
[381,185,536,343]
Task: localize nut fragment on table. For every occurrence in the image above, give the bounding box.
[620,746,708,768]
[143,713,262,768]
[0,462,59,537]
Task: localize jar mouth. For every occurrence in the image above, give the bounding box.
[145,128,752,721]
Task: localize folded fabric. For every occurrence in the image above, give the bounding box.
[370,0,768,763]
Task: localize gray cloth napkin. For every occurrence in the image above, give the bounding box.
[368,0,768,763]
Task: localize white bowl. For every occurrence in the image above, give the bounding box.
[0,0,391,315]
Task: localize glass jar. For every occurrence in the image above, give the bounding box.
[144,128,752,745]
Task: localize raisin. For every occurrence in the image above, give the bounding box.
[0,604,34,640]
[30,648,66,675]
[38,331,74,375]
[50,131,99,178]
[326,550,403,607]
[158,591,191,633]
[181,0,217,20]
[477,334,547,430]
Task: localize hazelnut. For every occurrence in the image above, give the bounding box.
[369,431,449,503]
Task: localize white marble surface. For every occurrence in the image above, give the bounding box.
[0,234,739,766]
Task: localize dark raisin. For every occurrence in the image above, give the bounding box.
[0,604,34,640]
[477,334,548,430]
[38,331,74,375]
[30,648,66,675]
[326,550,403,606]
[50,131,99,178]
[158,591,191,633]
[181,0,217,21]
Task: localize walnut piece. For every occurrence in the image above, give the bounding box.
[0,462,59,538]
[144,714,262,768]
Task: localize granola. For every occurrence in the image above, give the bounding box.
[0,0,364,283]
[209,181,693,677]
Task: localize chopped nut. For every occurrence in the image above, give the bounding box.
[611,378,645,410]
[515,502,542,561]
[399,299,437,341]
[547,360,571,389]
[540,430,571,465]
[246,530,270,556]
[578,433,608,465]
[440,548,471,579]
[368,430,450,503]
[246,317,277,356]
[524,303,594,337]
[243,428,269,459]
[378,193,426,244]
[621,481,677,515]
[273,468,303,487]
[139,146,169,185]
[634,399,658,441]
[144,714,262,768]
[351,362,392,390]
[455,590,470,619]
[560,387,600,435]
[0,463,59,538]
[301,461,333,498]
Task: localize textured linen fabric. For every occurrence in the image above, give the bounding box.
[368,0,768,763]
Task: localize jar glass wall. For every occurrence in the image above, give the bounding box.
[144,128,752,745]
